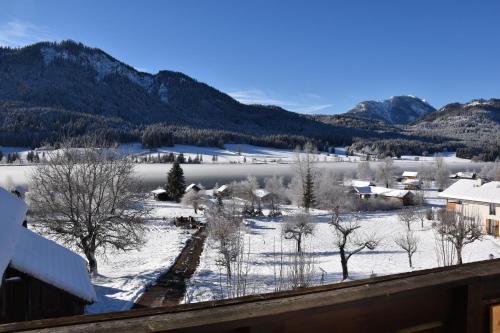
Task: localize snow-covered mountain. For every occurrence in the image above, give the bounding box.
[346,96,436,124]
[410,98,500,143]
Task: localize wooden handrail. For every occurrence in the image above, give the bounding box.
[2,259,500,332]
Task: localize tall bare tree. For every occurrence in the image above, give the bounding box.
[435,209,483,265]
[206,201,247,298]
[395,231,419,268]
[282,213,314,253]
[435,156,450,191]
[356,160,373,180]
[231,176,259,214]
[29,141,147,276]
[264,175,287,216]
[376,157,394,188]
[331,208,378,280]
[416,208,427,229]
[398,207,417,231]
[315,170,350,212]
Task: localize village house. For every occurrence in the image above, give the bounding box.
[215,184,230,197]
[402,178,421,190]
[439,179,500,236]
[402,171,418,179]
[185,183,203,193]
[0,188,96,323]
[353,186,414,206]
[151,188,167,200]
[449,171,477,180]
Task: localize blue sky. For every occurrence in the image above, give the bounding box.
[0,0,499,114]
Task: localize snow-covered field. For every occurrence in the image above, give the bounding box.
[80,199,202,314]
[184,191,500,303]
[1,143,473,166]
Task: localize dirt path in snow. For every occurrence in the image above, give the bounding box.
[133,227,207,308]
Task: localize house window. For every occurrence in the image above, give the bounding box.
[488,219,499,236]
[491,204,496,215]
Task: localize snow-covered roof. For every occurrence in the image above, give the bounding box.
[354,186,410,199]
[0,187,96,303]
[10,228,97,303]
[186,183,202,192]
[439,180,500,204]
[217,184,229,193]
[402,171,418,177]
[402,179,421,186]
[450,172,476,179]
[350,180,373,187]
[382,189,411,199]
[353,186,372,194]
[252,189,271,198]
[151,188,167,194]
[0,188,27,285]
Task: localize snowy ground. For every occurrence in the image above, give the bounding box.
[85,199,204,313]
[34,199,202,314]
[184,190,500,303]
[1,143,473,166]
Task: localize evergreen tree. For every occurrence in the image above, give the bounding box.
[166,161,186,202]
[303,166,315,211]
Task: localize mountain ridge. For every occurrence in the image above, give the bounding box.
[0,40,498,161]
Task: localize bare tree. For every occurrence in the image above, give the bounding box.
[29,140,147,276]
[480,162,500,181]
[282,213,314,253]
[287,251,316,289]
[264,175,287,217]
[399,207,417,231]
[416,208,427,229]
[433,228,456,267]
[376,157,394,188]
[435,156,450,191]
[356,160,373,180]
[206,201,248,298]
[418,163,434,189]
[434,208,483,265]
[181,189,205,214]
[330,208,378,280]
[231,176,259,214]
[315,170,351,212]
[395,231,419,268]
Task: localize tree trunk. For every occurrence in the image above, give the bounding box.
[408,253,413,268]
[456,247,463,265]
[297,236,302,254]
[85,250,98,277]
[340,247,349,280]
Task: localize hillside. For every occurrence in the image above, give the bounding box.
[409,99,500,160]
[409,99,500,142]
[0,41,362,147]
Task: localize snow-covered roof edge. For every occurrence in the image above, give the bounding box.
[10,228,97,303]
[0,187,27,287]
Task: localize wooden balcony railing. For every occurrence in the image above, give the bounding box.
[3,259,500,333]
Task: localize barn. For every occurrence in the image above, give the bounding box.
[0,188,96,324]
